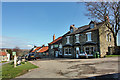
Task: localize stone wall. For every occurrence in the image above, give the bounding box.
[99,24,114,57]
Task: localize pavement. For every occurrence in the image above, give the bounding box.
[14,57,119,79]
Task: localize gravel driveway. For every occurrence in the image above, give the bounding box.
[15,57,119,79]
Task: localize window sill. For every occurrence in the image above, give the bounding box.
[75,41,80,43]
[86,40,92,42]
[64,54,72,56]
[66,43,70,44]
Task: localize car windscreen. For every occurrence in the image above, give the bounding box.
[29,53,34,56]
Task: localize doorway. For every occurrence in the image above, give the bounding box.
[76,47,79,58]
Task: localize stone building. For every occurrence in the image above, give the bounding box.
[48,35,62,58]
[62,21,114,58]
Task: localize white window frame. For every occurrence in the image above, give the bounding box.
[86,32,92,42]
[106,34,109,41]
[90,23,94,29]
[54,44,58,48]
[64,48,72,56]
[109,34,111,42]
[85,47,95,54]
[59,43,62,48]
[75,34,80,43]
[66,36,70,44]
[59,50,62,55]
[51,45,53,49]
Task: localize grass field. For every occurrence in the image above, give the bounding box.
[2,61,39,79]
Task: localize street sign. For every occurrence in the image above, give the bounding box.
[12,52,17,67]
[12,52,16,56]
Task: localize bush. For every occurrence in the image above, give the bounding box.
[10,61,14,65]
[21,61,25,64]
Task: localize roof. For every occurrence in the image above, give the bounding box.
[67,25,89,35]
[83,22,104,33]
[32,47,41,52]
[49,37,62,45]
[67,22,104,36]
[0,52,7,56]
[62,31,70,37]
[37,46,48,53]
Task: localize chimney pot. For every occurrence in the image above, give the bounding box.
[53,34,55,41]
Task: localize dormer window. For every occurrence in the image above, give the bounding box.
[90,23,94,29]
[70,24,75,33]
[89,21,95,29]
[70,28,73,33]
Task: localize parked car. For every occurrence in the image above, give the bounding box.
[79,52,93,58]
[25,53,37,60]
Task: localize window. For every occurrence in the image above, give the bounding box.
[90,23,94,29]
[54,44,58,47]
[69,48,71,54]
[65,49,68,54]
[59,44,62,48]
[64,48,72,55]
[75,34,80,43]
[106,34,111,42]
[90,47,94,54]
[51,45,53,49]
[106,34,109,41]
[109,35,111,42]
[66,36,70,44]
[85,47,89,54]
[85,47,95,54]
[86,32,92,42]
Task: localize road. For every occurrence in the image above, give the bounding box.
[15,57,119,79]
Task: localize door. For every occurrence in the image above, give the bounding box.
[76,47,79,58]
[59,50,62,55]
[55,51,59,57]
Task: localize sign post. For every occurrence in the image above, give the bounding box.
[12,52,16,67]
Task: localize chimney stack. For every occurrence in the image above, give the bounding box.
[34,45,37,48]
[53,34,55,41]
[105,15,109,22]
[42,45,45,47]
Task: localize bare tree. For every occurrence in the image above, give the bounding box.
[13,46,22,56]
[85,2,120,47]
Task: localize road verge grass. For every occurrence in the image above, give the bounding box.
[105,55,120,57]
[2,61,39,80]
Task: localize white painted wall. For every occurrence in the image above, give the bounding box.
[7,54,10,61]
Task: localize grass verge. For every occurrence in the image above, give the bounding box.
[105,55,120,57]
[0,61,7,63]
[2,61,39,80]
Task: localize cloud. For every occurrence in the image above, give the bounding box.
[0,36,35,49]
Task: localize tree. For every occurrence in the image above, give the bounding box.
[85,2,120,47]
[6,49,13,60]
[13,46,21,56]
